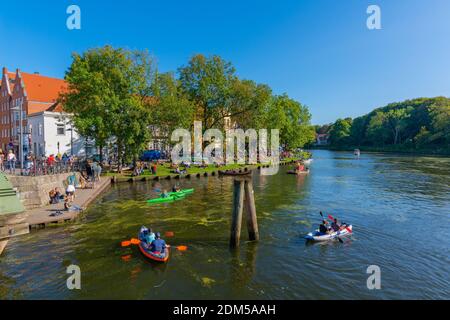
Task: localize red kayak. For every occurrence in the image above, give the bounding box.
[138,242,170,262]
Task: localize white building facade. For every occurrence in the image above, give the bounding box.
[27,111,86,157]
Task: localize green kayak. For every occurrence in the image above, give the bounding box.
[147,189,194,204]
[147,194,185,204]
[168,188,195,196]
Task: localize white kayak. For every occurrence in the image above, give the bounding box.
[305,225,353,242]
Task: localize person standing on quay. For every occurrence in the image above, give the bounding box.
[7,150,17,174]
[0,149,4,172]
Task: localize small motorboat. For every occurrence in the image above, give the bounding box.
[305,225,353,242]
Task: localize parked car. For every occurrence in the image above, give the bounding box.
[140,150,165,161]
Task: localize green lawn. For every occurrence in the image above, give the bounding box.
[103,159,301,179]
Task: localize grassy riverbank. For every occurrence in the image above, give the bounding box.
[104,157,302,181]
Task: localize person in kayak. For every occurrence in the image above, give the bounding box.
[144,227,156,243]
[140,226,156,247]
[150,232,167,255]
[331,218,341,232]
[161,190,169,198]
[295,161,305,173]
[172,185,181,193]
[319,220,331,234]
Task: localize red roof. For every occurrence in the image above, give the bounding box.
[20,72,67,104]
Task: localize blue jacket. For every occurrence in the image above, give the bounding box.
[150,239,166,253]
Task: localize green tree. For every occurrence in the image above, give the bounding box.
[262,95,315,150]
[414,126,431,147]
[229,80,272,131]
[62,46,156,164]
[429,104,450,144]
[384,108,411,144]
[329,118,353,146]
[150,72,196,144]
[366,112,389,145]
[179,54,236,131]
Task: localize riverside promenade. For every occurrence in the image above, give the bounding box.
[26,177,111,229]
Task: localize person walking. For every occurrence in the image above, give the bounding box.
[7,150,17,174]
[0,149,4,172]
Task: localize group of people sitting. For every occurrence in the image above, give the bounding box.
[172,164,187,175]
[49,188,64,204]
[319,217,345,235]
[139,226,167,255]
[132,162,147,177]
[48,173,81,213]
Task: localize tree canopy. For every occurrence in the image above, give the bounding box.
[320,97,450,153]
[62,47,316,162]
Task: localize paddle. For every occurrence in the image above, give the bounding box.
[121,238,187,251]
[167,244,188,251]
[121,238,141,247]
[328,214,352,233]
[327,214,352,244]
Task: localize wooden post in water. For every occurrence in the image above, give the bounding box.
[230,179,245,248]
[244,179,259,241]
[230,176,259,248]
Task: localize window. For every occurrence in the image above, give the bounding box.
[38,123,43,136]
[57,123,65,135]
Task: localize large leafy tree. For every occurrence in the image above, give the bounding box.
[228,79,272,131]
[329,118,353,146]
[429,104,450,145]
[384,108,411,145]
[149,72,196,145]
[262,95,315,150]
[61,46,156,164]
[179,54,238,131]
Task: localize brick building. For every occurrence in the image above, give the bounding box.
[0,67,68,157]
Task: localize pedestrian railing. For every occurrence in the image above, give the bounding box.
[1,160,87,176]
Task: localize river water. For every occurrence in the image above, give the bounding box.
[1,150,449,299]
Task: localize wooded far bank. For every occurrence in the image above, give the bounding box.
[314,97,450,155]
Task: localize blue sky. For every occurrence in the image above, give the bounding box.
[1,0,449,124]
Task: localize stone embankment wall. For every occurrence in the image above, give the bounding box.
[8,173,80,210]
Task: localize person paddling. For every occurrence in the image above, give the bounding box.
[319,220,330,234]
[150,232,167,255]
[140,226,155,247]
[331,218,341,232]
[160,189,169,198]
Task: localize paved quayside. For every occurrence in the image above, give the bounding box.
[26,177,111,229]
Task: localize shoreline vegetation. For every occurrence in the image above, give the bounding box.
[314,97,450,157]
[105,156,307,183]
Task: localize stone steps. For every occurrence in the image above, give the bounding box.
[0,173,25,215]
